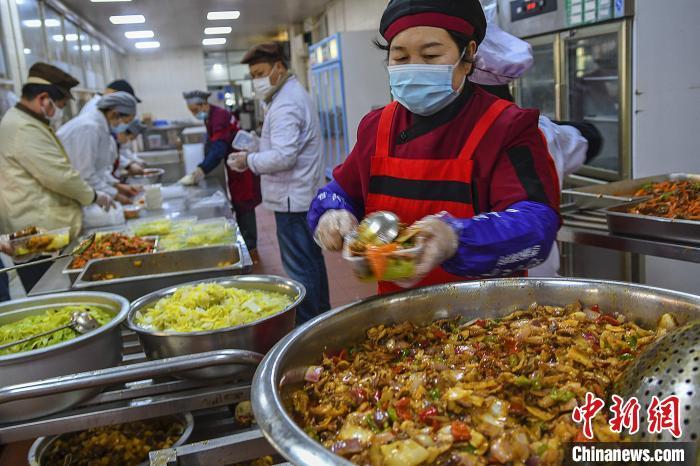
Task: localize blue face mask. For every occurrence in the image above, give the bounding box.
[195,111,208,121]
[112,122,129,133]
[388,50,467,116]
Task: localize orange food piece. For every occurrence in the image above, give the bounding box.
[365,243,398,279]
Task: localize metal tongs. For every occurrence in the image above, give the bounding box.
[0,233,96,274]
[0,311,100,352]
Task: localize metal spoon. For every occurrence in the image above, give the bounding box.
[359,211,400,245]
[0,233,96,274]
[0,311,100,352]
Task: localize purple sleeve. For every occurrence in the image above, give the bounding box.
[440,201,559,277]
[307,180,362,232]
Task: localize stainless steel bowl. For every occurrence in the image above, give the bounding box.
[28,412,194,466]
[252,278,700,466]
[127,168,165,185]
[126,275,305,379]
[0,292,129,422]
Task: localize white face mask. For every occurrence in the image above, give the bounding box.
[41,97,63,125]
[253,75,272,99]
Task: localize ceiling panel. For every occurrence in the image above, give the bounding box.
[59,0,329,52]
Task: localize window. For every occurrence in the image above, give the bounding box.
[44,6,69,72]
[80,29,103,89]
[64,19,84,84]
[17,0,48,67]
[0,6,9,80]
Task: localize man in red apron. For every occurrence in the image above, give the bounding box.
[308,0,561,294]
[182,91,261,255]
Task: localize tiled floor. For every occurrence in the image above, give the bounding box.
[252,206,376,309]
[0,207,377,465]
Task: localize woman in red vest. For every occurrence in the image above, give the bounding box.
[308,0,561,294]
[182,91,261,256]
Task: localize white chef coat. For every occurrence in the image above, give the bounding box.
[79,94,101,116]
[119,144,144,170]
[529,115,588,277]
[57,105,119,197]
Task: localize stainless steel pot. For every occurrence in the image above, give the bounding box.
[252,278,700,466]
[0,292,129,423]
[126,275,305,379]
[28,412,194,466]
[126,167,165,185]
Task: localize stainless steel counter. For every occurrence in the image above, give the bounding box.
[558,210,700,264]
[28,182,252,297]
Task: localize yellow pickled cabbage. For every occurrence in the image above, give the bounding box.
[0,306,113,356]
[134,283,293,333]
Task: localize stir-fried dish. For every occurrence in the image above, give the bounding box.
[291,302,676,466]
[630,180,700,220]
[0,306,112,356]
[346,224,420,281]
[69,233,155,269]
[42,416,184,466]
[133,283,293,333]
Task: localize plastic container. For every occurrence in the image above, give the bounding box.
[127,215,197,237]
[123,204,142,220]
[10,227,70,259]
[231,130,259,152]
[342,232,423,281]
[185,218,235,248]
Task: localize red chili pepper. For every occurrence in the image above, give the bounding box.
[433,329,447,339]
[474,319,487,328]
[595,314,620,326]
[338,349,348,361]
[418,339,430,348]
[582,332,600,351]
[451,420,471,442]
[504,337,520,355]
[391,365,405,374]
[509,401,527,416]
[591,304,600,313]
[418,406,438,423]
[395,397,412,420]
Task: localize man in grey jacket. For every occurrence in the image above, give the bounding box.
[229,43,329,324]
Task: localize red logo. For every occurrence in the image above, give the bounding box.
[608,395,641,434]
[647,395,682,438]
[572,392,606,440]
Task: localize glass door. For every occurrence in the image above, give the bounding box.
[561,21,630,180]
[515,34,558,120]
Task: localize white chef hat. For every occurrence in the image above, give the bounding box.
[469,4,534,86]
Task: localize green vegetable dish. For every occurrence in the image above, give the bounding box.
[0,306,113,356]
[134,283,293,333]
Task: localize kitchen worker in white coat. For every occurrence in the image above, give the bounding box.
[469,12,602,276]
[228,42,330,325]
[58,92,141,205]
[80,79,141,116]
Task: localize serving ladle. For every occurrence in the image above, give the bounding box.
[0,233,96,275]
[0,311,100,352]
[359,211,400,244]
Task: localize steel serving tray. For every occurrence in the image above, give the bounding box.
[71,244,244,300]
[605,200,700,245]
[563,173,700,210]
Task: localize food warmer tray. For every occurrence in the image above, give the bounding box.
[562,173,700,210]
[605,200,700,245]
[71,244,245,300]
[0,330,287,466]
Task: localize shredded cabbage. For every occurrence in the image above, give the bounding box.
[0,306,113,356]
[134,283,293,333]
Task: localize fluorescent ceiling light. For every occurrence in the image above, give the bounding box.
[81,44,91,51]
[204,26,231,35]
[52,34,78,42]
[135,41,160,49]
[212,63,223,72]
[91,0,131,2]
[92,44,101,51]
[66,34,78,41]
[23,48,31,54]
[124,30,154,39]
[206,11,240,20]
[109,14,145,24]
[23,18,60,27]
[202,37,226,45]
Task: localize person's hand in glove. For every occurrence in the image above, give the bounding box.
[0,234,12,255]
[116,183,141,197]
[314,210,358,251]
[393,213,458,288]
[179,167,205,186]
[95,191,115,211]
[227,151,249,173]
